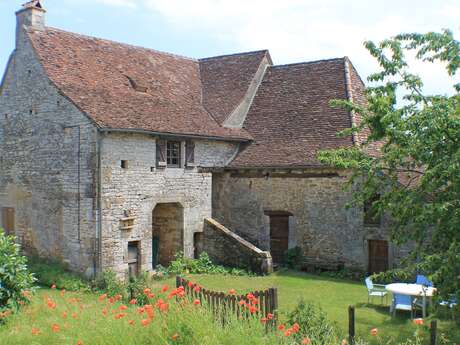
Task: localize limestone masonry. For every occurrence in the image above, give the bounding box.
[0,1,408,278]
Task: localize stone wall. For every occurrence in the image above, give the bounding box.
[212,170,411,273]
[0,25,98,276]
[99,132,238,276]
[202,217,272,274]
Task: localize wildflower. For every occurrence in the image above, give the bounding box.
[193,285,201,293]
[238,300,245,306]
[47,299,56,309]
[109,297,115,304]
[137,307,145,314]
[119,305,128,311]
[188,281,194,288]
[161,285,169,293]
[114,294,122,301]
[247,293,255,300]
[114,313,127,319]
[284,329,292,337]
[129,299,137,305]
[248,306,257,314]
[267,313,274,320]
[292,323,300,333]
[60,289,66,297]
[172,333,179,341]
[72,312,78,319]
[31,327,40,335]
[261,317,268,324]
[144,288,151,295]
[98,294,107,301]
[342,340,348,345]
[21,290,32,300]
[141,319,150,327]
[51,284,56,289]
[371,328,378,337]
[62,311,68,318]
[278,324,285,331]
[128,319,135,326]
[77,341,83,345]
[414,318,424,325]
[193,299,201,306]
[228,289,236,295]
[102,308,108,316]
[302,338,311,345]
[51,323,60,333]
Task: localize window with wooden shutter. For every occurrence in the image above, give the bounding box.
[185,140,195,167]
[156,139,167,168]
[1,207,15,235]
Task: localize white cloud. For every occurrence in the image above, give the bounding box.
[94,0,138,8]
[96,0,460,94]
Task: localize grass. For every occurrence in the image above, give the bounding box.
[171,270,459,344]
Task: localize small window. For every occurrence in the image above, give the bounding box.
[121,160,128,169]
[364,195,381,226]
[127,241,140,278]
[166,141,181,168]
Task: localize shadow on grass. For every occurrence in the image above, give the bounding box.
[273,269,363,285]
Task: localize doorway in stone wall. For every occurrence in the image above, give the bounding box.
[152,203,184,268]
[267,211,291,267]
[368,239,389,274]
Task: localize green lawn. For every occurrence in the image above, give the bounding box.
[172,271,459,344]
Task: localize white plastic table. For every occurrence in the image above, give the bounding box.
[386,283,436,318]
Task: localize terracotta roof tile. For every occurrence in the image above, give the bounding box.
[27,27,251,140]
[199,50,270,124]
[229,58,356,167]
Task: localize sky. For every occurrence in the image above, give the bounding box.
[1,0,459,95]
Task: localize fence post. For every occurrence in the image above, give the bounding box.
[176,276,181,288]
[430,320,437,345]
[348,305,355,345]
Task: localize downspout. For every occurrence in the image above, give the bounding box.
[95,129,103,277]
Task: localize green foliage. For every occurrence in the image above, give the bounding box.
[92,270,126,300]
[126,271,152,304]
[286,299,341,344]
[283,246,302,269]
[0,229,35,311]
[28,257,90,291]
[166,252,251,276]
[318,29,460,307]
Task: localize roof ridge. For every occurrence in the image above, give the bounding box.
[272,57,345,69]
[37,26,197,62]
[199,50,269,61]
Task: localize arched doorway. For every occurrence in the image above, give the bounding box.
[152,203,184,267]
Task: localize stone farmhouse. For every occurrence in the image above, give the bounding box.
[0,1,409,278]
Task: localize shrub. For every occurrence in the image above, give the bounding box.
[92,270,126,300]
[283,246,302,269]
[28,257,90,291]
[285,299,341,345]
[166,252,252,276]
[0,229,35,310]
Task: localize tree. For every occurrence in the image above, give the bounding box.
[318,29,460,302]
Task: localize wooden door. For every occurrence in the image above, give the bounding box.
[270,215,289,265]
[368,240,389,274]
[1,207,15,235]
[127,242,139,278]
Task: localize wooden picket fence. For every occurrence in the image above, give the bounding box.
[176,276,278,329]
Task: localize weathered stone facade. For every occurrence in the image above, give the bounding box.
[0,8,98,276]
[212,170,410,272]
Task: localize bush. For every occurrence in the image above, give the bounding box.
[165,252,252,276]
[0,229,35,310]
[92,270,126,300]
[283,246,302,269]
[28,257,90,291]
[286,299,341,345]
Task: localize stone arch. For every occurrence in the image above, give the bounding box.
[152,202,184,267]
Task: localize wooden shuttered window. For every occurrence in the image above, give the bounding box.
[1,207,15,235]
[185,140,195,167]
[156,139,167,168]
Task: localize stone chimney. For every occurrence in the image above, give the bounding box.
[16,1,46,46]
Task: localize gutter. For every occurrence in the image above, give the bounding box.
[98,128,252,143]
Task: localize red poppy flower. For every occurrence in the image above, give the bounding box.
[129,299,137,305]
[141,319,150,326]
[267,313,274,320]
[144,288,151,295]
[261,317,268,324]
[128,319,135,326]
[193,286,201,293]
[414,318,424,325]
[72,312,78,319]
[114,294,122,301]
[137,307,145,314]
[31,327,40,335]
[302,338,311,345]
[171,334,179,341]
[278,324,285,331]
[238,300,245,306]
[188,281,194,288]
[102,308,108,316]
[60,289,66,297]
[193,299,200,306]
[98,294,107,301]
[161,285,169,293]
[51,324,60,333]
[114,313,127,319]
[77,341,83,345]
[371,328,378,336]
[51,284,56,289]
[228,289,236,295]
[62,312,68,319]
[119,305,128,311]
[342,340,348,345]
[148,293,155,299]
[47,299,56,309]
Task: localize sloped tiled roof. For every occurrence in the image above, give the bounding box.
[27,27,252,141]
[229,58,356,167]
[199,50,271,124]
